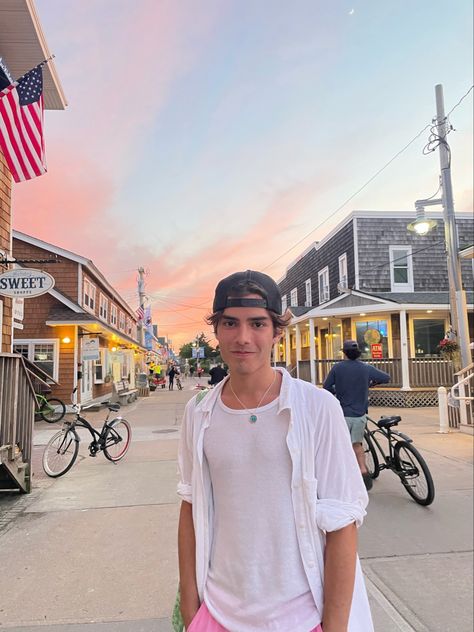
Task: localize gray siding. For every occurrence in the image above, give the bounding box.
[356,216,474,293]
[279,220,355,306]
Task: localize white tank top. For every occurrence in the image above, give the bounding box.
[203,394,321,632]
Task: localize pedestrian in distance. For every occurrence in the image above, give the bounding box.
[177,270,373,632]
[323,340,390,490]
[168,365,177,391]
[189,365,195,378]
[208,363,228,386]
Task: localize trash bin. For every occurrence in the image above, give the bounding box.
[137,372,150,397]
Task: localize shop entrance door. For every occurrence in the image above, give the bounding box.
[81,360,93,402]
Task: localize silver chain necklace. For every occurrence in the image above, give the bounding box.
[228,370,277,424]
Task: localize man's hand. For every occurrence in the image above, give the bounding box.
[178,501,200,629]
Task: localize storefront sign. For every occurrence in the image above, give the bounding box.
[13,297,24,321]
[82,337,100,361]
[0,269,55,298]
[371,343,383,359]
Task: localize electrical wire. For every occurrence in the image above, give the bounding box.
[263,84,473,273]
[262,122,432,272]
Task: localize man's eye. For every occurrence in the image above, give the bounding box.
[223,321,235,327]
[253,321,265,328]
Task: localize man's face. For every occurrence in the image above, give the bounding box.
[215,294,280,376]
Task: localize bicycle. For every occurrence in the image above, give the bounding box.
[363,415,435,506]
[176,375,183,390]
[42,396,132,478]
[36,392,66,423]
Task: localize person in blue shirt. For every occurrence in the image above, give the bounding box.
[323,340,390,490]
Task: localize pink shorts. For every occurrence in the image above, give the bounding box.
[187,602,323,631]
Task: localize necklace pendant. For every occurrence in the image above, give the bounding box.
[249,414,257,424]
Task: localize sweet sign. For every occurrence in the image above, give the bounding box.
[0,269,55,297]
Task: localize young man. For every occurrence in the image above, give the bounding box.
[323,340,390,490]
[178,271,373,632]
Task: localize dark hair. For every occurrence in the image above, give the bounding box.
[206,280,291,335]
[344,348,361,360]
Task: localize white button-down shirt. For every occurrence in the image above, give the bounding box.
[178,368,374,632]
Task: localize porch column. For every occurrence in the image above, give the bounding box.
[273,342,278,367]
[309,318,316,385]
[295,323,302,379]
[285,328,291,369]
[400,309,411,390]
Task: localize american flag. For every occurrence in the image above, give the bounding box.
[0,65,46,183]
[136,305,145,321]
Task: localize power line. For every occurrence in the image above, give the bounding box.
[262,122,432,272]
[445,85,473,119]
[263,83,473,273]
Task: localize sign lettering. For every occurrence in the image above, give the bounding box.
[0,269,55,298]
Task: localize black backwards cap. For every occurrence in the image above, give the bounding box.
[213,270,282,315]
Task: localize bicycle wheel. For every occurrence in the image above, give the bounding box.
[43,429,79,477]
[40,398,66,423]
[363,432,379,479]
[103,419,131,462]
[394,441,435,506]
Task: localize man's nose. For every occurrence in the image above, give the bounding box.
[235,324,252,345]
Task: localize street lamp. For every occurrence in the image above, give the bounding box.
[407,199,439,235]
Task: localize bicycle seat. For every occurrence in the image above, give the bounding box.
[107,403,121,412]
[377,415,401,429]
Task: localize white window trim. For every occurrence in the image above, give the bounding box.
[318,267,330,304]
[110,304,118,327]
[290,288,298,307]
[304,279,312,307]
[12,338,60,382]
[338,253,348,288]
[99,293,108,322]
[83,278,96,314]
[118,310,126,331]
[281,295,287,312]
[389,245,414,292]
[94,348,108,384]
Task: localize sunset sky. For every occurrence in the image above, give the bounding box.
[13,0,473,349]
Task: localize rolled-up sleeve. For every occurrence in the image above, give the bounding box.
[314,391,368,532]
[177,398,196,504]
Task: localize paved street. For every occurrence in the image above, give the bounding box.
[0,379,472,632]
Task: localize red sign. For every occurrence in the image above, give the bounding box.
[371,343,383,359]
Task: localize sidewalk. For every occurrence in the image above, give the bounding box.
[0,384,472,631]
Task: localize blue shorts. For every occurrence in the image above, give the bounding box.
[344,415,367,444]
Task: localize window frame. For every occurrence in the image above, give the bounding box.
[338,253,348,288]
[318,267,330,304]
[12,338,60,381]
[281,295,288,313]
[110,304,118,327]
[83,278,96,313]
[99,293,108,322]
[290,288,298,307]
[389,245,414,292]
[118,311,126,332]
[304,279,312,307]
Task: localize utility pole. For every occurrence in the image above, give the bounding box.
[435,84,471,369]
[137,266,146,347]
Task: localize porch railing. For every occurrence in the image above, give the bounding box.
[409,357,455,387]
[0,353,37,492]
[296,357,455,388]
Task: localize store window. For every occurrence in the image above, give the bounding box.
[13,340,58,379]
[413,319,445,356]
[83,278,96,312]
[94,349,108,383]
[389,246,413,292]
[355,320,389,358]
